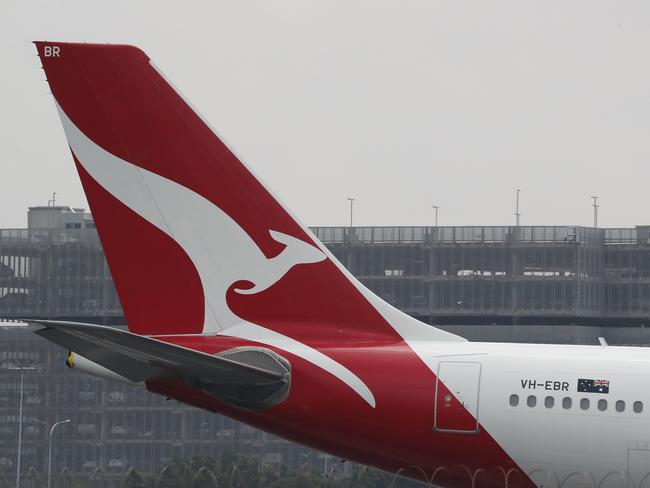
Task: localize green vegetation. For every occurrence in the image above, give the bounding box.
[9,453,427,487]
[121,454,428,488]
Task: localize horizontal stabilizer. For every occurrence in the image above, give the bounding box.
[31,320,290,409]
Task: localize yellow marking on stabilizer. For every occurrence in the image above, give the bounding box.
[65,351,75,369]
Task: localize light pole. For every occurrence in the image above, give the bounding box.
[515,189,521,227]
[346,197,355,227]
[591,195,599,228]
[47,192,58,207]
[8,365,36,488]
[33,418,70,488]
[432,205,439,227]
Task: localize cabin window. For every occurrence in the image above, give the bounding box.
[508,393,641,415]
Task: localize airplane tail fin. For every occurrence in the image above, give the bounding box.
[34,41,464,345]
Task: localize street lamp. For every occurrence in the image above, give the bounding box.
[515,189,521,227]
[591,195,599,228]
[33,418,71,488]
[47,192,58,207]
[8,365,37,488]
[346,197,355,227]
[432,205,439,227]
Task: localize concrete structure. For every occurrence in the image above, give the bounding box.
[2,213,650,486]
[27,206,94,231]
[2,222,650,325]
[314,225,650,325]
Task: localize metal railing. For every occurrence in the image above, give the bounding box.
[0,225,643,247]
[310,226,628,245]
[0,228,101,246]
[605,228,639,245]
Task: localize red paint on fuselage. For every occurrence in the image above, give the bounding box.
[149,334,531,488]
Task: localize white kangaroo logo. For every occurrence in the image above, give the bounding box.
[56,102,375,407]
[233,230,326,295]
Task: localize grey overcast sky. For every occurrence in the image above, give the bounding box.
[1,1,649,229]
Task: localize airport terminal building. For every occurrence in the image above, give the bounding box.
[2,206,650,485]
[2,207,650,326]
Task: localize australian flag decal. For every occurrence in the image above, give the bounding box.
[577,379,610,394]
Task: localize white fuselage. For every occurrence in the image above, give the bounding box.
[424,341,650,488]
